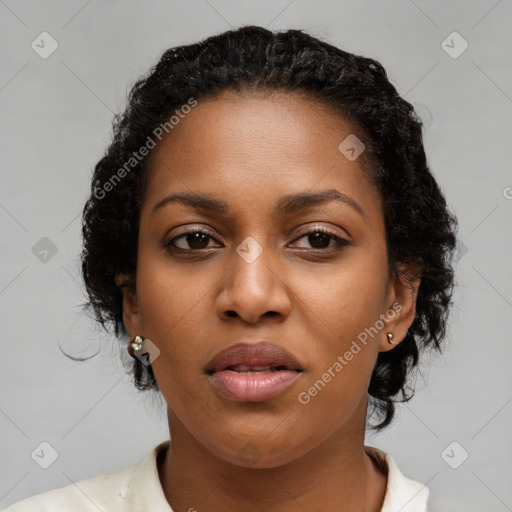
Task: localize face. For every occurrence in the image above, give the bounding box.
[118,90,420,468]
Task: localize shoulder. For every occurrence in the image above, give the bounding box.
[1,464,137,512]
[364,445,431,512]
[1,441,171,512]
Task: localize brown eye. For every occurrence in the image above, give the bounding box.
[290,228,350,251]
[305,231,331,249]
[166,231,218,251]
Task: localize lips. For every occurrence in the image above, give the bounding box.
[206,341,303,402]
[206,341,303,374]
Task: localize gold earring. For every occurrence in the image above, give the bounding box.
[387,333,398,345]
[128,335,144,358]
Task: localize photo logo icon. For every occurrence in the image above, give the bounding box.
[134,338,161,366]
[31,441,59,469]
[236,236,263,264]
[453,237,468,265]
[338,134,365,161]
[441,441,469,469]
[31,32,59,59]
[237,442,263,467]
[441,31,469,59]
[32,237,58,263]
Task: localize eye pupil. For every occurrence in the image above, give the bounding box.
[187,232,209,249]
[308,232,331,249]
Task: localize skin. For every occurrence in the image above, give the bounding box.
[116,90,422,512]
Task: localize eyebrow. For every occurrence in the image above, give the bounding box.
[151,188,366,219]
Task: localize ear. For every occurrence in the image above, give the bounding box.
[379,259,423,352]
[115,273,144,338]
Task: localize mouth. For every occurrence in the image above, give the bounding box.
[206,341,303,402]
[209,367,302,402]
[221,364,293,373]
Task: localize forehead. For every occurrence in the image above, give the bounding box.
[149,89,364,166]
[143,90,382,222]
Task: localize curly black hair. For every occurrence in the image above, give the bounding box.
[80,25,458,431]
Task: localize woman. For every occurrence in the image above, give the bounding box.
[3,25,457,511]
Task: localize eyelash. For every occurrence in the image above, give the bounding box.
[164,226,350,253]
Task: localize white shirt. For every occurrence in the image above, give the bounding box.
[1,441,430,511]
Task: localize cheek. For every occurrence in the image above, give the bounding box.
[134,250,233,400]
[291,257,386,404]
[293,314,379,441]
[295,254,387,341]
[136,247,213,331]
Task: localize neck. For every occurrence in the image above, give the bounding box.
[158,401,387,512]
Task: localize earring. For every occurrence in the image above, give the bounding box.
[387,333,398,345]
[128,335,144,358]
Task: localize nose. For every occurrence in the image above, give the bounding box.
[215,239,292,325]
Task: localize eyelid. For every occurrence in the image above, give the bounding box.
[170,224,217,237]
[167,222,349,240]
[293,223,350,241]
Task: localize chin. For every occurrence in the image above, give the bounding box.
[208,434,317,470]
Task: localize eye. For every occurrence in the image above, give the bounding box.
[165,230,220,251]
[289,227,350,251]
[164,226,350,253]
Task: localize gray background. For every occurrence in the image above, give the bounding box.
[1,1,511,510]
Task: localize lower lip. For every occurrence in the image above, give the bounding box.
[209,369,301,402]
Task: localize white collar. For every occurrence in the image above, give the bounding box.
[364,445,430,511]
